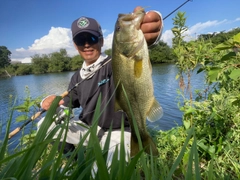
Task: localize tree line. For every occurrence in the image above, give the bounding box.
[0,27,240,77]
[0,49,84,76]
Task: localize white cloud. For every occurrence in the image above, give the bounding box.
[29,27,72,51]
[12,27,76,63]
[12,57,32,63]
[161,30,174,46]
[161,19,231,46]
[188,19,227,34]
[102,32,113,51]
[234,17,240,22]
[12,27,114,63]
[11,18,239,63]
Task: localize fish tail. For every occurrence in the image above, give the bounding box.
[130,134,159,157]
[142,135,159,156]
[130,136,140,157]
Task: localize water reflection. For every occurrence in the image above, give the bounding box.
[0,72,74,143]
[0,64,206,149]
[149,64,182,131]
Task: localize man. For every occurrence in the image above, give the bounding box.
[40,6,163,168]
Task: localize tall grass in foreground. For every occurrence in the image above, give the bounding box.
[1,95,210,179]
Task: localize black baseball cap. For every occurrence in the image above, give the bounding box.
[71,16,103,39]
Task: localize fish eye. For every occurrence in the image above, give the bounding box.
[116,26,120,31]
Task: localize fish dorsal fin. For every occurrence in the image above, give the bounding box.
[147,98,163,122]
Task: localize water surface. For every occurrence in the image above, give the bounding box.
[0,63,206,148]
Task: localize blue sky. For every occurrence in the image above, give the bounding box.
[0,0,239,63]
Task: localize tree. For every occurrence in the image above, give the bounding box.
[149,41,176,63]
[172,11,214,101]
[0,46,11,68]
[104,49,112,56]
[172,11,194,99]
[32,54,49,74]
[48,49,71,72]
[15,64,32,75]
[70,54,83,71]
[171,11,188,47]
[198,28,240,45]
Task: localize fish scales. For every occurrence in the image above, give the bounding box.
[112,8,163,157]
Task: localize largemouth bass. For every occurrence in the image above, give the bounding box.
[112,8,163,157]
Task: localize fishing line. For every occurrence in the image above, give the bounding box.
[163,0,193,20]
[8,58,112,139]
[9,1,192,139]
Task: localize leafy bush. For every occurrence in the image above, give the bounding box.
[166,14,240,178]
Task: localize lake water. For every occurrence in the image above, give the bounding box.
[0,63,206,149]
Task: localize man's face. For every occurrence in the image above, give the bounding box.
[73,32,103,66]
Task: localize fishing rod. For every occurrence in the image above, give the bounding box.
[8,58,112,139]
[163,0,193,20]
[8,1,192,139]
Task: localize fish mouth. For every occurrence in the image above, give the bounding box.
[118,13,141,30]
[114,11,145,57]
[119,13,136,21]
[116,12,144,43]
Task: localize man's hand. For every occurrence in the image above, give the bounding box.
[134,6,163,46]
[41,95,56,110]
[41,95,64,110]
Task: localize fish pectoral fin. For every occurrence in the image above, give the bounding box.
[147,98,163,122]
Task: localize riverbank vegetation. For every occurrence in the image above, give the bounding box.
[0,12,240,179]
[0,26,240,77]
[156,11,240,179]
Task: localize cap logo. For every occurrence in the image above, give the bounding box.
[77,17,89,29]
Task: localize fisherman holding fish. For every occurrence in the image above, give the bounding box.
[39,6,163,169]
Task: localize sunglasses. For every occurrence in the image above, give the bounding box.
[74,34,100,46]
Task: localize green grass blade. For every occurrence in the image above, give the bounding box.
[102,124,112,163]
[186,137,194,179]
[90,95,110,180]
[38,124,66,179]
[0,101,15,161]
[109,146,119,179]
[0,139,54,178]
[33,96,61,145]
[193,134,201,180]
[118,119,127,177]
[208,159,214,180]
[166,127,194,180]
[121,84,143,152]
[11,97,61,179]
[124,150,143,179]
